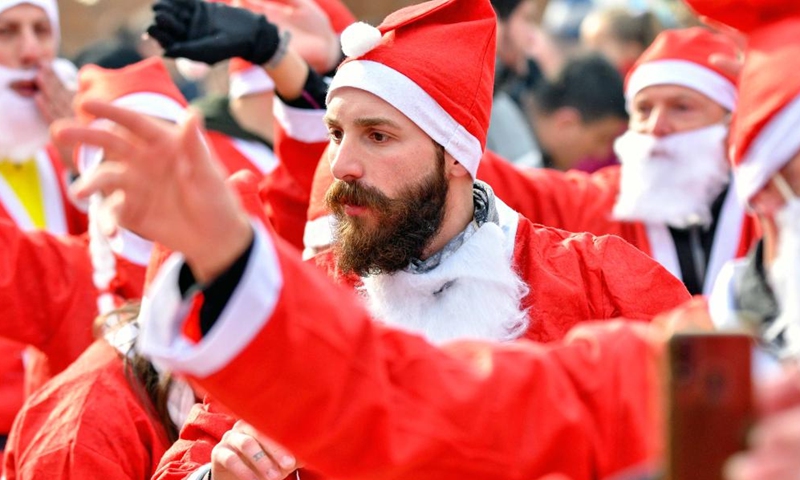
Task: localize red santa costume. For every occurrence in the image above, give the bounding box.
[0,0,87,456]
[2,335,175,479]
[140,0,689,478]
[691,2,800,374]
[0,58,273,448]
[302,28,758,297]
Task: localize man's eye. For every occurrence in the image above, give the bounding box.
[328,129,343,143]
[370,132,388,142]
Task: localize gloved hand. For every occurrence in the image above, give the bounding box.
[147,0,281,66]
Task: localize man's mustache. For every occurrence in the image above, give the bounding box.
[326,180,392,211]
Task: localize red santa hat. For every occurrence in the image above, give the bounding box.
[228,0,356,98]
[0,0,59,43]
[625,27,739,112]
[328,0,497,179]
[75,57,188,174]
[74,57,188,315]
[682,2,800,203]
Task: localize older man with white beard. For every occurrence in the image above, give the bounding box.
[0,0,85,464]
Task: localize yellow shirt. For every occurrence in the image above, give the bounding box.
[0,158,46,229]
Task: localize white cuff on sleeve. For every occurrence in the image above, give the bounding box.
[138,222,283,377]
[273,98,329,143]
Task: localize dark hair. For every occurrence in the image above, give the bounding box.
[601,8,663,49]
[95,304,181,443]
[533,53,627,123]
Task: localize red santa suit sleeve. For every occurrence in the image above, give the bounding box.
[3,340,172,480]
[154,396,327,480]
[0,218,147,398]
[476,151,645,244]
[258,99,329,250]
[139,224,666,480]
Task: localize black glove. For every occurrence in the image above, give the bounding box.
[147,0,281,66]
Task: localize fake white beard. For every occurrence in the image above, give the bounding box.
[0,65,50,162]
[361,222,530,345]
[612,124,731,228]
[766,197,800,359]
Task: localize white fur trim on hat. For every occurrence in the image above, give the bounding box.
[340,22,382,58]
[626,59,737,112]
[229,64,275,99]
[735,93,800,203]
[0,0,59,43]
[328,60,483,178]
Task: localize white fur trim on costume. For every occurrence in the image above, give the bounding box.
[113,92,186,124]
[138,222,283,377]
[229,65,275,99]
[109,228,154,267]
[340,22,382,58]
[302,213,335,259]
[328,60,484,178]
[273,98,329,143]
[230,138,278,175]
[735,93,800,203]
[626,60,737,112]
[645,222,682,282]
[363,221,529,345]
[702,181,745,295]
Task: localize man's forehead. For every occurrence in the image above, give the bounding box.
[326,87,413,125]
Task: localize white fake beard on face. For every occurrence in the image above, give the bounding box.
[361,222,530,345]
[0,63,58,162]
[766,197,800,359]
[612,124,731,228]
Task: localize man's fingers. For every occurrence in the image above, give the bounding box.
[70,162,129,200]
[212,443,266,480]
[51,123,135,160]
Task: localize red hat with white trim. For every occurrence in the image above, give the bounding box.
[683,1,800,203]
[328,0,497,179]
[625,27,740,113]
[75,57,188,174]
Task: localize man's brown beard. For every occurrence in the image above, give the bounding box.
[325,148,448,276]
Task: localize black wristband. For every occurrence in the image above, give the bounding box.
[277,67,328,110]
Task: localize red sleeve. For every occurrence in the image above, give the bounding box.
[153,399,236,480]
[477,153,646,246]
[0,221,96,368]
[183,234,665,480]
[259,120,329,251]
[0,220,146,374]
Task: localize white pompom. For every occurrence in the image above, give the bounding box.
[340,22,382,58]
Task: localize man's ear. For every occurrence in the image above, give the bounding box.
[445,151,471,179]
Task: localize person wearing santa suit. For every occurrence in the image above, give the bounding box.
[2,303,193,480]
[0,57,293,472]
[54,0,694,478]
[300,27,759,296]
[0,0,86,463]
[664,2,800,479]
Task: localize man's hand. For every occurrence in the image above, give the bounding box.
[51,100,253,284]
[34,62,75,125]
[238,0,340,73]
[211,420,300,480]
[148,0,281,66]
